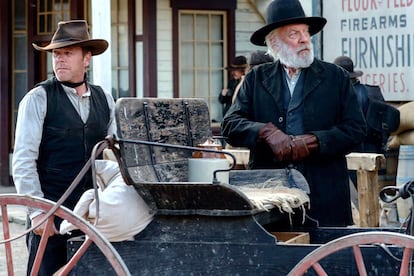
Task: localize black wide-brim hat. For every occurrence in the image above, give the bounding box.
[225,55,248,70]
[250,0,327,46]
[32,20,108,56]
[333,56,363,78]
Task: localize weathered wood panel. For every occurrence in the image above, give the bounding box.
[115,98,211,183]
[68,224,405,275]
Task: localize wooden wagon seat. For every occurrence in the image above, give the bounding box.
[114,98,309,219]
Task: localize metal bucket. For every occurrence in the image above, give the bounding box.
[188,142,229,184]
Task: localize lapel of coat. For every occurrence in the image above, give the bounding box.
[303,59,325,98]
[261,61,286,112]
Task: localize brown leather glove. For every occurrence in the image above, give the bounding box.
[290,134,319,162]
[258,123,292,161]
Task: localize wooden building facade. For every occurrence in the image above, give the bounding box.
[1,1,325,186]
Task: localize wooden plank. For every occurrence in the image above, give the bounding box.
[346,153,385,227]
[357,169,380,227]
[223,149,249,169]
[132,182,255,216]
[271,232,310,244]
[346,152,386,171]
[271,226,402,244]
[68,226,404,275]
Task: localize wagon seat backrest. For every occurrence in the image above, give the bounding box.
[115,98,212,184]
[114,98,258,216]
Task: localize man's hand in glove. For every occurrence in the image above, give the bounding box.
[291,134,319,162]
[258,123,293,161]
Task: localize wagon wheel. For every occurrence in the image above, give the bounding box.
[0,194,131,276]
[288,231,414,276]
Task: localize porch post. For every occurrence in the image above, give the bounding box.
[91,0,112,94]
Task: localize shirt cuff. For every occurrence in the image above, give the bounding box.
[28,208,43,220]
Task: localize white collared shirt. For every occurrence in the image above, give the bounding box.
[12,83,117,218]
[284,67,302,95]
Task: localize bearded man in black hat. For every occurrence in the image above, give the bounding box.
[221,0,367,227]
[12,20,116,275]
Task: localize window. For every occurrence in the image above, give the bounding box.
[111,0,130,100]
[178,11,226,122]
[36,0,70,34]
[38,0,72,79]
[171,0,236,122]
[12,0,73,144]
[12,0,29,143]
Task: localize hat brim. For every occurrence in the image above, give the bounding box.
[250,17,327,46]
[349,70,363,78]
[225,65,248,70]
[32,39,108,56]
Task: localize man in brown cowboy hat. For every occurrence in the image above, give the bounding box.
[12,20,116,275]
[222,0,367,227]
[218,55,248,117]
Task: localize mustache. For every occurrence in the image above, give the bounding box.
[296,44,311,52]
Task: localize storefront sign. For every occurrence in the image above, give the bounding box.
[323,0,414,100]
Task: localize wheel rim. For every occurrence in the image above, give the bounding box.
[288,231,414,276]
[0,194,131,276]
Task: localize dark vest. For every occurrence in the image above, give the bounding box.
[284,70,306,135]
[36,77,110,208]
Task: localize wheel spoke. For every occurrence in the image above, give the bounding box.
[312,262,327,276]
[58,237,93,275]
[1,204,14,276]
[0,195,131,275]
[30,216,54,276]
[399,247,412,276]
[353,245,367,276]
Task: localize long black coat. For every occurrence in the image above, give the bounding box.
[221,59,367,226]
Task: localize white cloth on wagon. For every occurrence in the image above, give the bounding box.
[60,160,153,242]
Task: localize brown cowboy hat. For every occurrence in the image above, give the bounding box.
[32,20,108,56]
[333,56,363,78]
[225,56,248,70]
[250,0,327,46]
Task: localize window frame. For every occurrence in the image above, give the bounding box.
[171,0,237,99]
[177,10,227,121]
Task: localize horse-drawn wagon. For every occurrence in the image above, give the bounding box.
[1,98,412,275]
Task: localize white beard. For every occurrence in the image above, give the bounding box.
[267,37,314,69]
